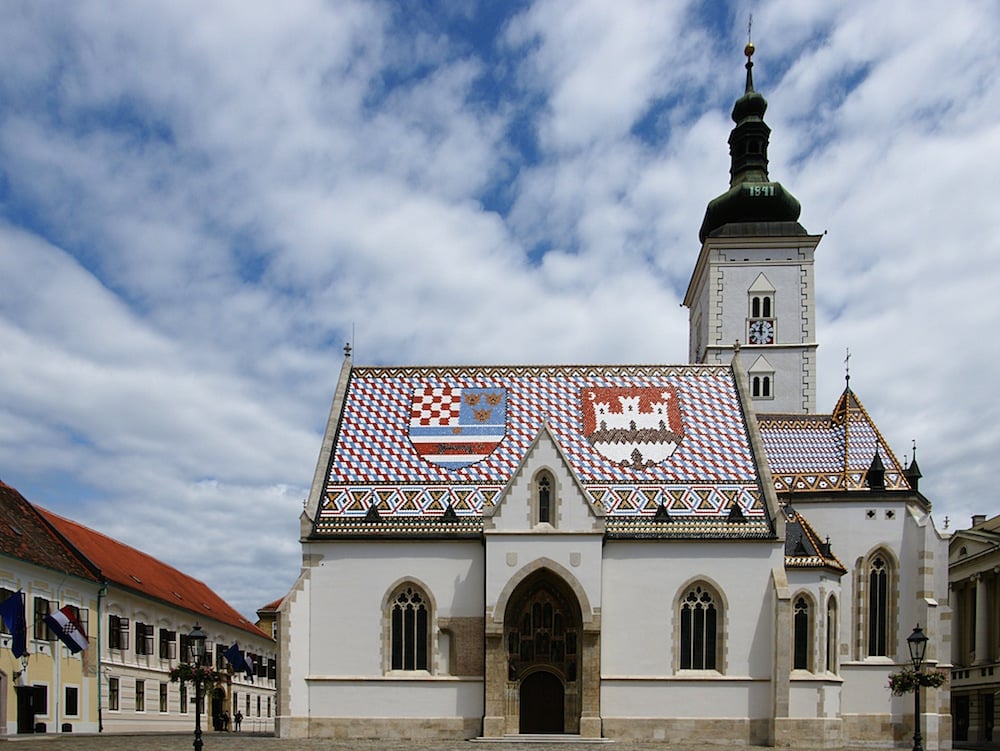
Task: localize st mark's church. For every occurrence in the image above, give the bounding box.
[276,45,950,748]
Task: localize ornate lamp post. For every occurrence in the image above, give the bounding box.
[907,625,928,751]
[188,623,207,751]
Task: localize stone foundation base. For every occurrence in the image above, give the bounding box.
[278,716,480,740]
[774,717,842,748]
[602,717,769,745]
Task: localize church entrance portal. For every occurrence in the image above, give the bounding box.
[519,670,565,733]
[504,570,581,734]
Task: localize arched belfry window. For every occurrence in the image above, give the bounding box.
[678,583,723,671]
[533,470,556,526]
[748,356,774,401]
[390,584,430,671]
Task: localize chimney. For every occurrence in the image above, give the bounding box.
[972,514,987,528]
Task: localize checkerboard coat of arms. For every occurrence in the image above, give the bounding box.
[409,387,507,469]
[581,386,684,468]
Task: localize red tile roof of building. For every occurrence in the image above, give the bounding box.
[0,481,98,583]
[38,506,269,640]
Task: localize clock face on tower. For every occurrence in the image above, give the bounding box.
[748,319,775,345]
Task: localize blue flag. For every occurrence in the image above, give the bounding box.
[223,642,253,682]
[0,592,27,658]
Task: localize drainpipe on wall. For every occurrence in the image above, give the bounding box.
[97,582,107,733]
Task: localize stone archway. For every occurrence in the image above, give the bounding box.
[493,568,588,735]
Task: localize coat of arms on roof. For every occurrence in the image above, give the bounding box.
[581,386,684,469]
[409,386,507,469]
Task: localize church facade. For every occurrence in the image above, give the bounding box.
[277,46,951,747]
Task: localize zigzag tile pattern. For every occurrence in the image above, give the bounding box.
[320,364,764,521]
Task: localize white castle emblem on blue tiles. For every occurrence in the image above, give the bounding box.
[409,387,507,469]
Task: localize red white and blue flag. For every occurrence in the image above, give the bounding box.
[409,387,507,469]
[44,606,88,653]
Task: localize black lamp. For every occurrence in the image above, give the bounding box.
[907,625,928,670]
[906,625,928,751]
[188,623,207,751]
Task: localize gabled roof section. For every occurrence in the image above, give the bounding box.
[757,387,910,493]
[484,421,604,532]
[0,482,98,583]
[314,363,773,539]
[782,506,846,573]
[39,507,268,640]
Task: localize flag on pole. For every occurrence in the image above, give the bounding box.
[44,606,89,653]
[223,642,253,682]
[0,592,27,658]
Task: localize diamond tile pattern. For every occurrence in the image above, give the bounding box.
[320,364,765,524]
[758,389,910,492]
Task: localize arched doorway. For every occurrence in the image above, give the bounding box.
[519,670,564,733]
[211,687,226,730]
[505,570,581,734]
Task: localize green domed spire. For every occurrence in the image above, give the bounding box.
[699,43,806,243]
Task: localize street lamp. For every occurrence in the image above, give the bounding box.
[188,623,207,751]
[907,625,929,751]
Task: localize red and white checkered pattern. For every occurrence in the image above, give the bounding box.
[410,387,461,427]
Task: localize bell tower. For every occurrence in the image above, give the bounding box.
[683,42,822,414]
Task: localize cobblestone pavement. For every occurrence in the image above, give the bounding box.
[0,734,887,751]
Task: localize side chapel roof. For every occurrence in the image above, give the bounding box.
[783,505,846,573]
[757,387,911,494]
[312,362,776,539]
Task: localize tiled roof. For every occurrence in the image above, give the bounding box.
[316,363,771,539]
[38,507,269,640]
[758,388,910,493]
[0,482,97,583]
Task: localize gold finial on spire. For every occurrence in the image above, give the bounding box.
[745,14,754,58]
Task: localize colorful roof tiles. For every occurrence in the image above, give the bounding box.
[316,363,771,537]
[757,388,910,493]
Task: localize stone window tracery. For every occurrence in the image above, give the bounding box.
[679,583,722,671]
[389,584,430,671]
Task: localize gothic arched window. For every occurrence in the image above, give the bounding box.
[793,595,812,670]
[867,555,891,656]
[826,596,838,673]
[390,584,430,671]
[679,583,722,671]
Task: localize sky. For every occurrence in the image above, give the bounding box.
[0,0,998,620]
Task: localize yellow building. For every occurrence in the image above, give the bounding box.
[0,481,101,734]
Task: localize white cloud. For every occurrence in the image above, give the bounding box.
[0,0,997,616]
